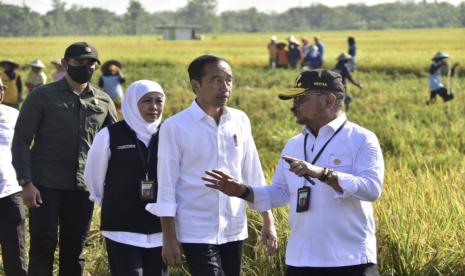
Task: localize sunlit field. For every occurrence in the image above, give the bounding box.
[1,28,465,275]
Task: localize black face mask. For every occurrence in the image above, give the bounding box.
[67,64,94,83]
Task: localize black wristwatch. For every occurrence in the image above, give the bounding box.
[18,178,31,186]
[238,185,251,199]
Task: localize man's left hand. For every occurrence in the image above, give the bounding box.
[203,169,245,197]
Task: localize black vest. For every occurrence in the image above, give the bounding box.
[101,120,162,234]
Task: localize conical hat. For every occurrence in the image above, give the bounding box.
[29,59,45,68]
[337,53,352,62]
[432,51,449,60]
[0,58,20,69]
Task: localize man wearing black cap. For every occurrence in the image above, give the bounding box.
[12,42,117,276]
[204,69,384,276]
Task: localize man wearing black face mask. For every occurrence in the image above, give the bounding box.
[12,42,117,276]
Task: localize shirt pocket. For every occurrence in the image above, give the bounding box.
[328,154,353,173]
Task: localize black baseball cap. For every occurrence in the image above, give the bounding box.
[279,69,345,100]
[64,42,100,64]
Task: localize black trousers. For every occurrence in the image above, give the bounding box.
[286,263,379,276]
[28,185,94,276]
[0,192,27,276]
[182,240,244,276]
[430,87,454,102]
[105,238,168,276]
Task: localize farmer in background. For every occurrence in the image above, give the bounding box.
[0,59,23,108]
[276,42,289,69]
[51,59,66,82]
[12,42,117,276]
[25,59,47,92]
[426,51,460,105]
[347,36,357,72]
[267,36,278,69]
[98,59,126,109]
[288,35,301,69]
[313,36,324,68]
[203,69,384,276]
[333,53,363,111]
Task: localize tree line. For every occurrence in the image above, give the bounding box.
[1,0,465,36]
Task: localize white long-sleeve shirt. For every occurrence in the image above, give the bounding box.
[253,114,384,267]
[84,127,162,248]
[0,104,21,198]
[146,100,266,244]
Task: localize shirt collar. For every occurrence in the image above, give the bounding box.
[58,77,95,96]
[188,100,230,122]
[302,112,347,136]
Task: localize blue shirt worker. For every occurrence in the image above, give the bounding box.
[203,69,384,276]
[426,51,459,105]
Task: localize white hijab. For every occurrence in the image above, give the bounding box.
[122,80,165,146]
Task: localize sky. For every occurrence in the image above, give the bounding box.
[2,0,462,15]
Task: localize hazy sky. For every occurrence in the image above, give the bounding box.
[3,0,462,14]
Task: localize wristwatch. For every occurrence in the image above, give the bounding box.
[18,178,31,186]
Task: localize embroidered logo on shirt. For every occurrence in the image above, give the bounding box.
[116,144,136,150]
[333,159,341,165]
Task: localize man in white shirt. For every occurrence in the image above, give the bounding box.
[0,78,27,276]
[204,69,384,276]
[147,55,277,276]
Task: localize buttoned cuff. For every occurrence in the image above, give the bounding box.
[333,171,357,199]
[250,186,272,212]
[145,202,177,217]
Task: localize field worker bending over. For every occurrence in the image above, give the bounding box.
[146,54,277,276]
[333,53,362,112]
[85,80,167,276]
[0,77,27,276]
[204,69,384,276]
[12,42,117,276]
[426,51,460,105]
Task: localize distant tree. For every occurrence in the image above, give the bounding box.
[0,4,42,36]
[178,0,219,32]
[125,0,148,35]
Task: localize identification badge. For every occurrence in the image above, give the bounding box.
[296,186,311,213]
[139,179,155,202]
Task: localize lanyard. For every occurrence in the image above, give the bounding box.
[131,131,158,181]
[303,120,347,185]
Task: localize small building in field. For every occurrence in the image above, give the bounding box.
[156,25,201,41]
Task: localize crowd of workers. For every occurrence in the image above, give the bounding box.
[0,57,125,110]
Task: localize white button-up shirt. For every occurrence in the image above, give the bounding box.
[253,114,384,267]
[0,104,20,198]
[147,100,266,244]
[84,127,162,248]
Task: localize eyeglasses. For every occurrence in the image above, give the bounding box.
[293,91,325,105]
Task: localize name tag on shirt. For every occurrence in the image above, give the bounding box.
[140,179,155,202]
[116,144,136,150]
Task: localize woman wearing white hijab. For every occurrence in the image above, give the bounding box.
[84,80,167,276]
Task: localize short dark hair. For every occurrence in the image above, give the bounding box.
[188,55,229,83]
[348,37,355,45]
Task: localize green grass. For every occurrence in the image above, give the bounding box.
[1,29,465,275]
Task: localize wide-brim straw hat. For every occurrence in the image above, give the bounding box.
[29,59,45,68]
[51,59,62,66]
[0,58,20,69]
[337,53,353,62]
[432,51,449,60]
[101,59,123,73]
